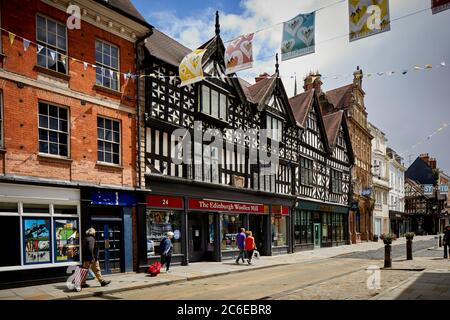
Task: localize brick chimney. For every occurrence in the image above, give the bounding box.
[429,158,437,170]
[353,66,363,88]
[420,153,430,166]
[303,72,322,93]
[255,72,269,83]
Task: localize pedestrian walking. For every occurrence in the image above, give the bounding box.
[245,231,256,265]
[81,228,111,288]
[235,228,246,264]
[160,231,174,273]
[443,226,450,259]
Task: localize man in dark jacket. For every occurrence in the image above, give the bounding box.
[160,232,174,273]
[235,228,246,264]
[82,228,111,287]
[443,226,450,259]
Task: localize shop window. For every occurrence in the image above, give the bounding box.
[0,216,21,267]
[23,218,51,264]
[54,219,80,262]
[36,15,67,74]
[200,85,228,121]
[0,92,3,148]
[321,214,332,243]
[208,214,215,252]
[23,203,50,214]
[97,117,121,165]
[38,102,69,157]
[220,214,243,251]
[95,40,120,91]
[271,214,287,247]
[53,205,78,215]
[294,210,312,245]
[0,202,18,213]
[146,210,182,260]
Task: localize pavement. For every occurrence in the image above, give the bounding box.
[0,235,440,300]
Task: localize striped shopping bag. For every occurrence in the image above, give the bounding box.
[72,267,89,292]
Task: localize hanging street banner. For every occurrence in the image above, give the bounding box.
[349,0,391,42]
[432,0,450,14]
[225,33,255,74]
[179,49,206,87]
[281,12,315,61]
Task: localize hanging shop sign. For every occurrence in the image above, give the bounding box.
[147,195,184,209]
[188,198,265,214]
[281,11,315,61]
[440,184,449,195]
[349,0,391,42]
[423,184,434,195]
[432,0,450,14]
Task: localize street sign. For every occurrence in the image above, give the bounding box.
[440,184,449,194]
[423,184,434,195]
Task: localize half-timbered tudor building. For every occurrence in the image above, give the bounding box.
[136,14,354,270]
[137,15,300,270]
[289,85,354,251]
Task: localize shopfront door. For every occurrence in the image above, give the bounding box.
[313,223,321,248]
[188,213,208,262]
[91,218,123,274]
[249,214,267,256]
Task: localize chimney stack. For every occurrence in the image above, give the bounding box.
[255,72,269,83]
[303,71,322,93]
[420,153,430,166]
[430,158,437,170]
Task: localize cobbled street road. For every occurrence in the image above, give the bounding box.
[82,239,439,300]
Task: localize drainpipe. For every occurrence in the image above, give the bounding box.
[135,30,153,190]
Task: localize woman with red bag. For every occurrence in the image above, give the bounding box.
[245,231,256,265]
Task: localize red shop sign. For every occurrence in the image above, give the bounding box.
[147,195,184,209]
[188,199,265,214]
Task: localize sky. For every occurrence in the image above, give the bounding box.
[132,0,450,173]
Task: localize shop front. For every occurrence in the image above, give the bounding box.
[81,188,136,275]
[389,211,411,238]
[138,179,295,272]
[0,182,81,287]
[293,200,349,251]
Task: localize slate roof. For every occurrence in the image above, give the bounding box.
[145,29,192,67]
[326,84,354,111]
[288,89,315,127]
[323,111,344,148]
[94,0,152,28]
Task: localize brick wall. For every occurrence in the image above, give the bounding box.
[0,0,138,188]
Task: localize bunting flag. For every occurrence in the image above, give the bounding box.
[23,39,31,52]
[281,12,315,61]
[349,0,390,42]
[432,0,450,14]
[109,69,115,78]
[83,62,88,70]
[8,32,15,45]
[61,54,67,66]
[225,33,254,74]
[179,49,206,87]
[37,44,44,54]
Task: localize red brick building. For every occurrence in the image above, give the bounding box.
[0,0,151,286]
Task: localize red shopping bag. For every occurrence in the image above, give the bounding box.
[73,267,89,292]
[147,262,161,277]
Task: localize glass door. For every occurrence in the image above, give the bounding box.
[91,220,123,274]
[313,223,321,248]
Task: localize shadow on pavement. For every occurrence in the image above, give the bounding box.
[392,272,450,300]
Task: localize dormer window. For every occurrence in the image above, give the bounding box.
[266,114,283,142]
[307,110,318,132]
[200,85,227,121]
[337,129,345,148]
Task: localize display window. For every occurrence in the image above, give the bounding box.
[271,214,287,247]
[23,218,52,264]
[321,214,333,243]
[0,216,21,267]
[54,219,80,262]
[294,210,313,245]
[220,214,242,251]
[146,209,182,260]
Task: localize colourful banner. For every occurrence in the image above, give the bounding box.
[432,0,450,14]
[179,49,206,87]
[225,33,254,74]
[281,12,315,61]
[349,0,390,42]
